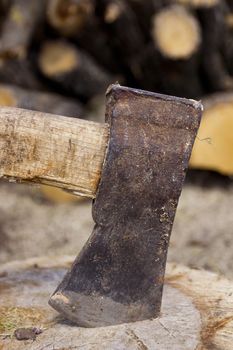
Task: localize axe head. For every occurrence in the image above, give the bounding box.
[49,85,202,327]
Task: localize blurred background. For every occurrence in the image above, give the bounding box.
[0,0,232,278]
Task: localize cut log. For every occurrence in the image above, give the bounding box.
[47,0,119,72]
[190,92,233,175]
[0,0,232,107]
[146,5,203,98]
[0,107,109,198]
[152,5,201,60]
[0,83,83,117]
[0,0,46,59]
[0,256,233,349]
[47,0,95,36]
[0,0,232,105]
[38,40,113,100]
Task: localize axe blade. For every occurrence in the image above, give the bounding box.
[49,85,202,327]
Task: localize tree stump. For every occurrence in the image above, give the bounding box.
[0,256,232,349]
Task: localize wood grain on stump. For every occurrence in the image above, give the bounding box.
[0,256,232,349]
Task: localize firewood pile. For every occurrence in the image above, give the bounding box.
[0,0,233,175]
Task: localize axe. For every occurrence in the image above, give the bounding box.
[0,84,202,327]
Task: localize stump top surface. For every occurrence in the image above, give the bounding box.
[0,256,233,350]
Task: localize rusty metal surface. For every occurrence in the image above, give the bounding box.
[49,85,202,327]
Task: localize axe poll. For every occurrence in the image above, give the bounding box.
[0,85,202,327]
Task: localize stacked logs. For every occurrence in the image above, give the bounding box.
[0,0,233,179]
[0,0,232,103]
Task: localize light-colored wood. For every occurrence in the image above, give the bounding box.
[173,0,219,8]
[38,40,112,100]
[0,256,232,349]
[0,83,85,203]
[104,2,122,23]
[47,0,94,36]
[152,5,201,59]
[190,93,233,175]
[0,107,109,198]
[40,185,85,203]
[39,40,79,77]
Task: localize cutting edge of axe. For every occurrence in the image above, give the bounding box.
[0,84,203,327]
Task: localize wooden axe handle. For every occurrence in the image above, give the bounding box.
[0,107,109,198]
